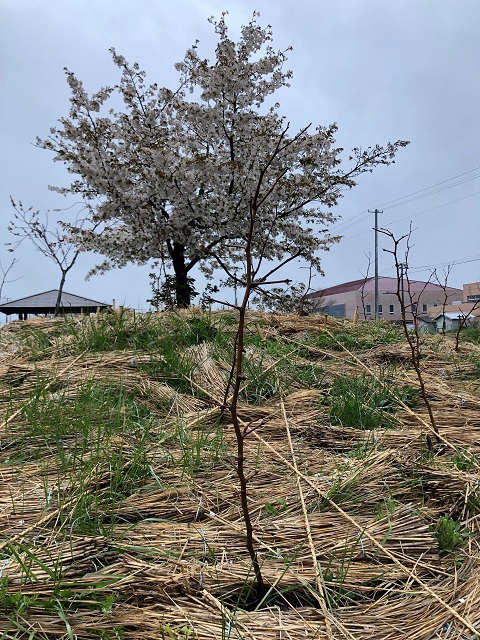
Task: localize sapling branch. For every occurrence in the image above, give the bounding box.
[454,298,480,351]
[0,256,20,302]
[380,226,440,443]
[242,418,267,438]
[251,278,292,288]
[207,298,241,310]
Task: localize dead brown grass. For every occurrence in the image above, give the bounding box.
[0,311,479,639]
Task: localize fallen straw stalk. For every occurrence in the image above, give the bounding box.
[248,423,480,636]
[279,390,336,640]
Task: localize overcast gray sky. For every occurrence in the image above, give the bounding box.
[1,0,479,309]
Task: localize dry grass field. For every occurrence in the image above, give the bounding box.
[0,310,479,639]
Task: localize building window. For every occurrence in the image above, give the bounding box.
[389,304,394,314]
[412,303,417,314]
[319,304,346,318]
[377,304,383,315]
[467,294,480,303]
[366,304,371,315]
[422,304,428,314]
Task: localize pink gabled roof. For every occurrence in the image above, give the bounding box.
[306,277,462,299]
[305,278,373,298]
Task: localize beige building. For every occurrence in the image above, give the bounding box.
[428,282,480,319]
[306,276,463,322]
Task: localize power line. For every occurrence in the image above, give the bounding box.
[334,175,480,234]
[407,256,480,273]
[373,165,480,208]
[336,180,480,233]
[332,165,480,234]
[385,254,480,274]
[345,190,480,239]
[381,174,480,211]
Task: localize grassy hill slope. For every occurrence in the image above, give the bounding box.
[0,310,479,639]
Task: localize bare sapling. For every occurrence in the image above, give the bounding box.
[0,256,20,303]
[432,266,453,336]
[296,262,316,316]
[380,226,441,443]
[8,201,100,317]
[212,208,297,597]
[359,252,373,320]
[431,268,480,350]
[454,298,480,351]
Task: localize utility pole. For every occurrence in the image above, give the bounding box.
[399,261,407,317]
[369,209,383,319]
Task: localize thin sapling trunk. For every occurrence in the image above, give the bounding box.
[381,227,441,443]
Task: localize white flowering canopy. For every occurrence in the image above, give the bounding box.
[38,13,408,306]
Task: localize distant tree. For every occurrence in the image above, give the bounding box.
[430,267,480,348]
[453,296,480,351]
[0,256,20,303]
[431,265,453,335]
[359,252,372,320]
[36,13,408,308]
[8,201,97,317]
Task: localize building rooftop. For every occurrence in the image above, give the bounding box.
[0,290,109,315]
[306,276,462,299]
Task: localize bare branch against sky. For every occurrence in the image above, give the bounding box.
[1,0,479,308]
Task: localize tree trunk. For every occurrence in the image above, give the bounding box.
[171,242,191,308]
[55,271,67,317]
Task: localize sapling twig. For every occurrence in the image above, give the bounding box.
[454,298,480,351]
[0,256,20,303]
[359,252,372,320]
[380,226,440,443]
[431,265,453,335]
[225,204,266,595]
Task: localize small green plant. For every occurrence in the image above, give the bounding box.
[466,487,480,517]
[169,420,226,478]
[458,326,480,344]
[264,498,287,516]
[319,537,363,609]
[239,342,324,404]
[435,516,467,552]
[92,626,126,639]
[161,623,193,639]
[22,327,54,359]
[98,593,116,615]
[395,384,420,408]
[326,374,401,430]
[374,496,396,520]
[347,434,379,460]
[307,323,403,352]
[139,347,197,394]
[451,449,478,472]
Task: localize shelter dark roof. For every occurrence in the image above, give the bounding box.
[0,290,109,315]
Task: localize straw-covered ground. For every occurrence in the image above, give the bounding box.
[0,310,479,639]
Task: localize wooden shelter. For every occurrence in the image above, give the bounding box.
[0,289,110,320]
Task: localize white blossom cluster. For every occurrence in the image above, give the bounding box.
[37,13,408,305]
